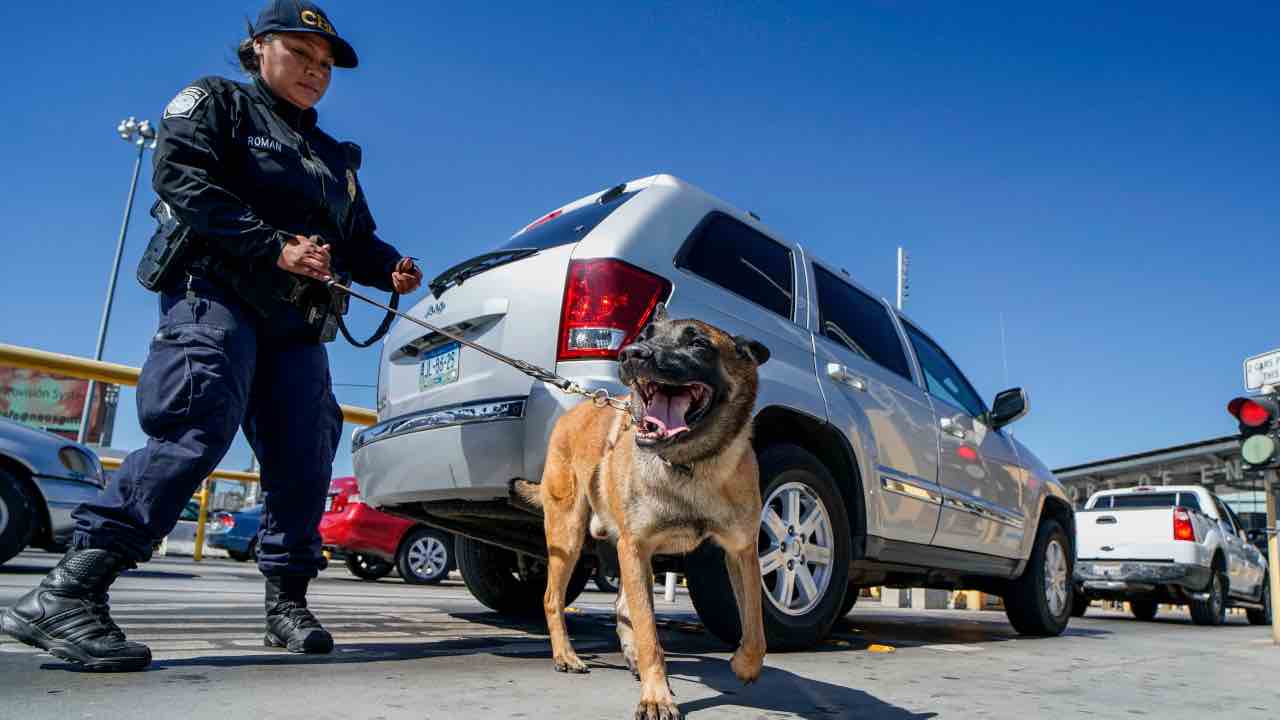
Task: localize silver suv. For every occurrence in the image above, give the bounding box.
[354,174,1075,647]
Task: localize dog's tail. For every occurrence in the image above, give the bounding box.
[510,478,543,509]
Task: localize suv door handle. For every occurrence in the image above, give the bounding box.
[939,417,967,439]
[826,363,867,391]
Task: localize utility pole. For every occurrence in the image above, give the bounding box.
[1266,468,1279,644]
[79,117,156,444]
[896,247,909,311]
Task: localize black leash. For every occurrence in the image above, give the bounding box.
[333,288,399,348]
[325,280,632,412]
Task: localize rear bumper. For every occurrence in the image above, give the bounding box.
[355,377,620,510]
[1075,560,1211,595]
[319,504,412,561]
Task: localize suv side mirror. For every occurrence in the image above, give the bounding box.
[989,388,1029,429]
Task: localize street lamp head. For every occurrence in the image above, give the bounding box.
[117,116,157,148]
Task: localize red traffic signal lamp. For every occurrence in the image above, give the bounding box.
[1228,396,1280,468]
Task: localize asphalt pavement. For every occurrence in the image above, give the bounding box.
[1,549,1277,720]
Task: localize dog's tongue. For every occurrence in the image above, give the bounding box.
[645,389,693,438]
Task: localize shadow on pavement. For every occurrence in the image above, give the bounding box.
[667,654,937,719]
[831,609,1113,647]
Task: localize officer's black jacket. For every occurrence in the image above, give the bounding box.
[152,75,401,322]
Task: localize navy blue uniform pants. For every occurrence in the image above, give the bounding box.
[71,278,344,577]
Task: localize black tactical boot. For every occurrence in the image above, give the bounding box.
[0,548,151,671]
[264,575,333,654]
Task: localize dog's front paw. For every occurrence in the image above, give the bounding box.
[633,699,681,720]
[730,647,763,684]
[553,652,590,674]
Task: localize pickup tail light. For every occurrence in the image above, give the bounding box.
[557,259,671,361]
[1173,508,1196,542]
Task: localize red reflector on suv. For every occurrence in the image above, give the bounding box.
[557,259,671,361]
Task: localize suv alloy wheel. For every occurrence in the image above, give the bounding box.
[686,444,852,651]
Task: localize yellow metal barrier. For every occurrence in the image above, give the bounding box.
[0,342,379,561]
[0,342,378,426]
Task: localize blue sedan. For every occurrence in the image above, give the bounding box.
[205,505,262,562]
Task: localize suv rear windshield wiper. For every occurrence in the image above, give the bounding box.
[428,248,539,298]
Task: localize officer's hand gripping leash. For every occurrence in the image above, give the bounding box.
[325,280,632,413]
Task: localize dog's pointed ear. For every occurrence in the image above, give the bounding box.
[734,335,770,366]
[651,302,669,323]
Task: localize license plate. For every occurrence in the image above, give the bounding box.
[419,342,461,390]
[1094,563,1120,577]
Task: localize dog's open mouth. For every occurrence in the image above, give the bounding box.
[633,381,715,446]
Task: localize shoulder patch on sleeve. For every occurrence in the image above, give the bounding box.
[163,86,210,120]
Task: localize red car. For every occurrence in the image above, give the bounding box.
[320,476,455,584]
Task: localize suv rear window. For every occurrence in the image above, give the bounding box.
[496,190,638,252]
[676,213,794,320]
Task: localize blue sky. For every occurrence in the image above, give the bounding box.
[0,2,1274,477]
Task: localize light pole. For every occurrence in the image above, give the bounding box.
[78,117,157,444]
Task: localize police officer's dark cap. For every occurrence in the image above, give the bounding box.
[253,0,358,69]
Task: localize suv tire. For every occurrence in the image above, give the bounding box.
[686,444,852,651]
[455,536,588,616]
[397,527,454,585]
[1129,598,1158,621]
[1190,565,1227,626]
[838,582,860,617]
[1004,517,1072,636]
[1247,576,1271,626]
[0,470,33,567]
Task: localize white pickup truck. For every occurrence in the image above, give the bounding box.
[1073,485,1270,626]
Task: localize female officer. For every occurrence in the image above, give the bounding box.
[0,1,421,671]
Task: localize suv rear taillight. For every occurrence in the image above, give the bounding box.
[1173,508,1196,542]
[557,259,671,361]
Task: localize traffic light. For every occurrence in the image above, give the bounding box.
[1227,395,1280,468]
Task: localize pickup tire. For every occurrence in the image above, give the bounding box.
[455,535,588,616]
[1003,517,1072,636]
[0,469,34,567]
[686,444,852,651]
[1190,566,1227,626]
[1129,598,1158,621]
[1246,575,1271,626]
[1071,591,1090,617]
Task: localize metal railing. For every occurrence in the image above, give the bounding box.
[0,342,377,560]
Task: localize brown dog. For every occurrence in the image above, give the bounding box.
[517,304,770,720]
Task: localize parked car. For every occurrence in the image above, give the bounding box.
[1074,485,1271,625]
[0,417,105,565]
[352,173,1076,648]
[205,504,263,562]
[320,476,455,584]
